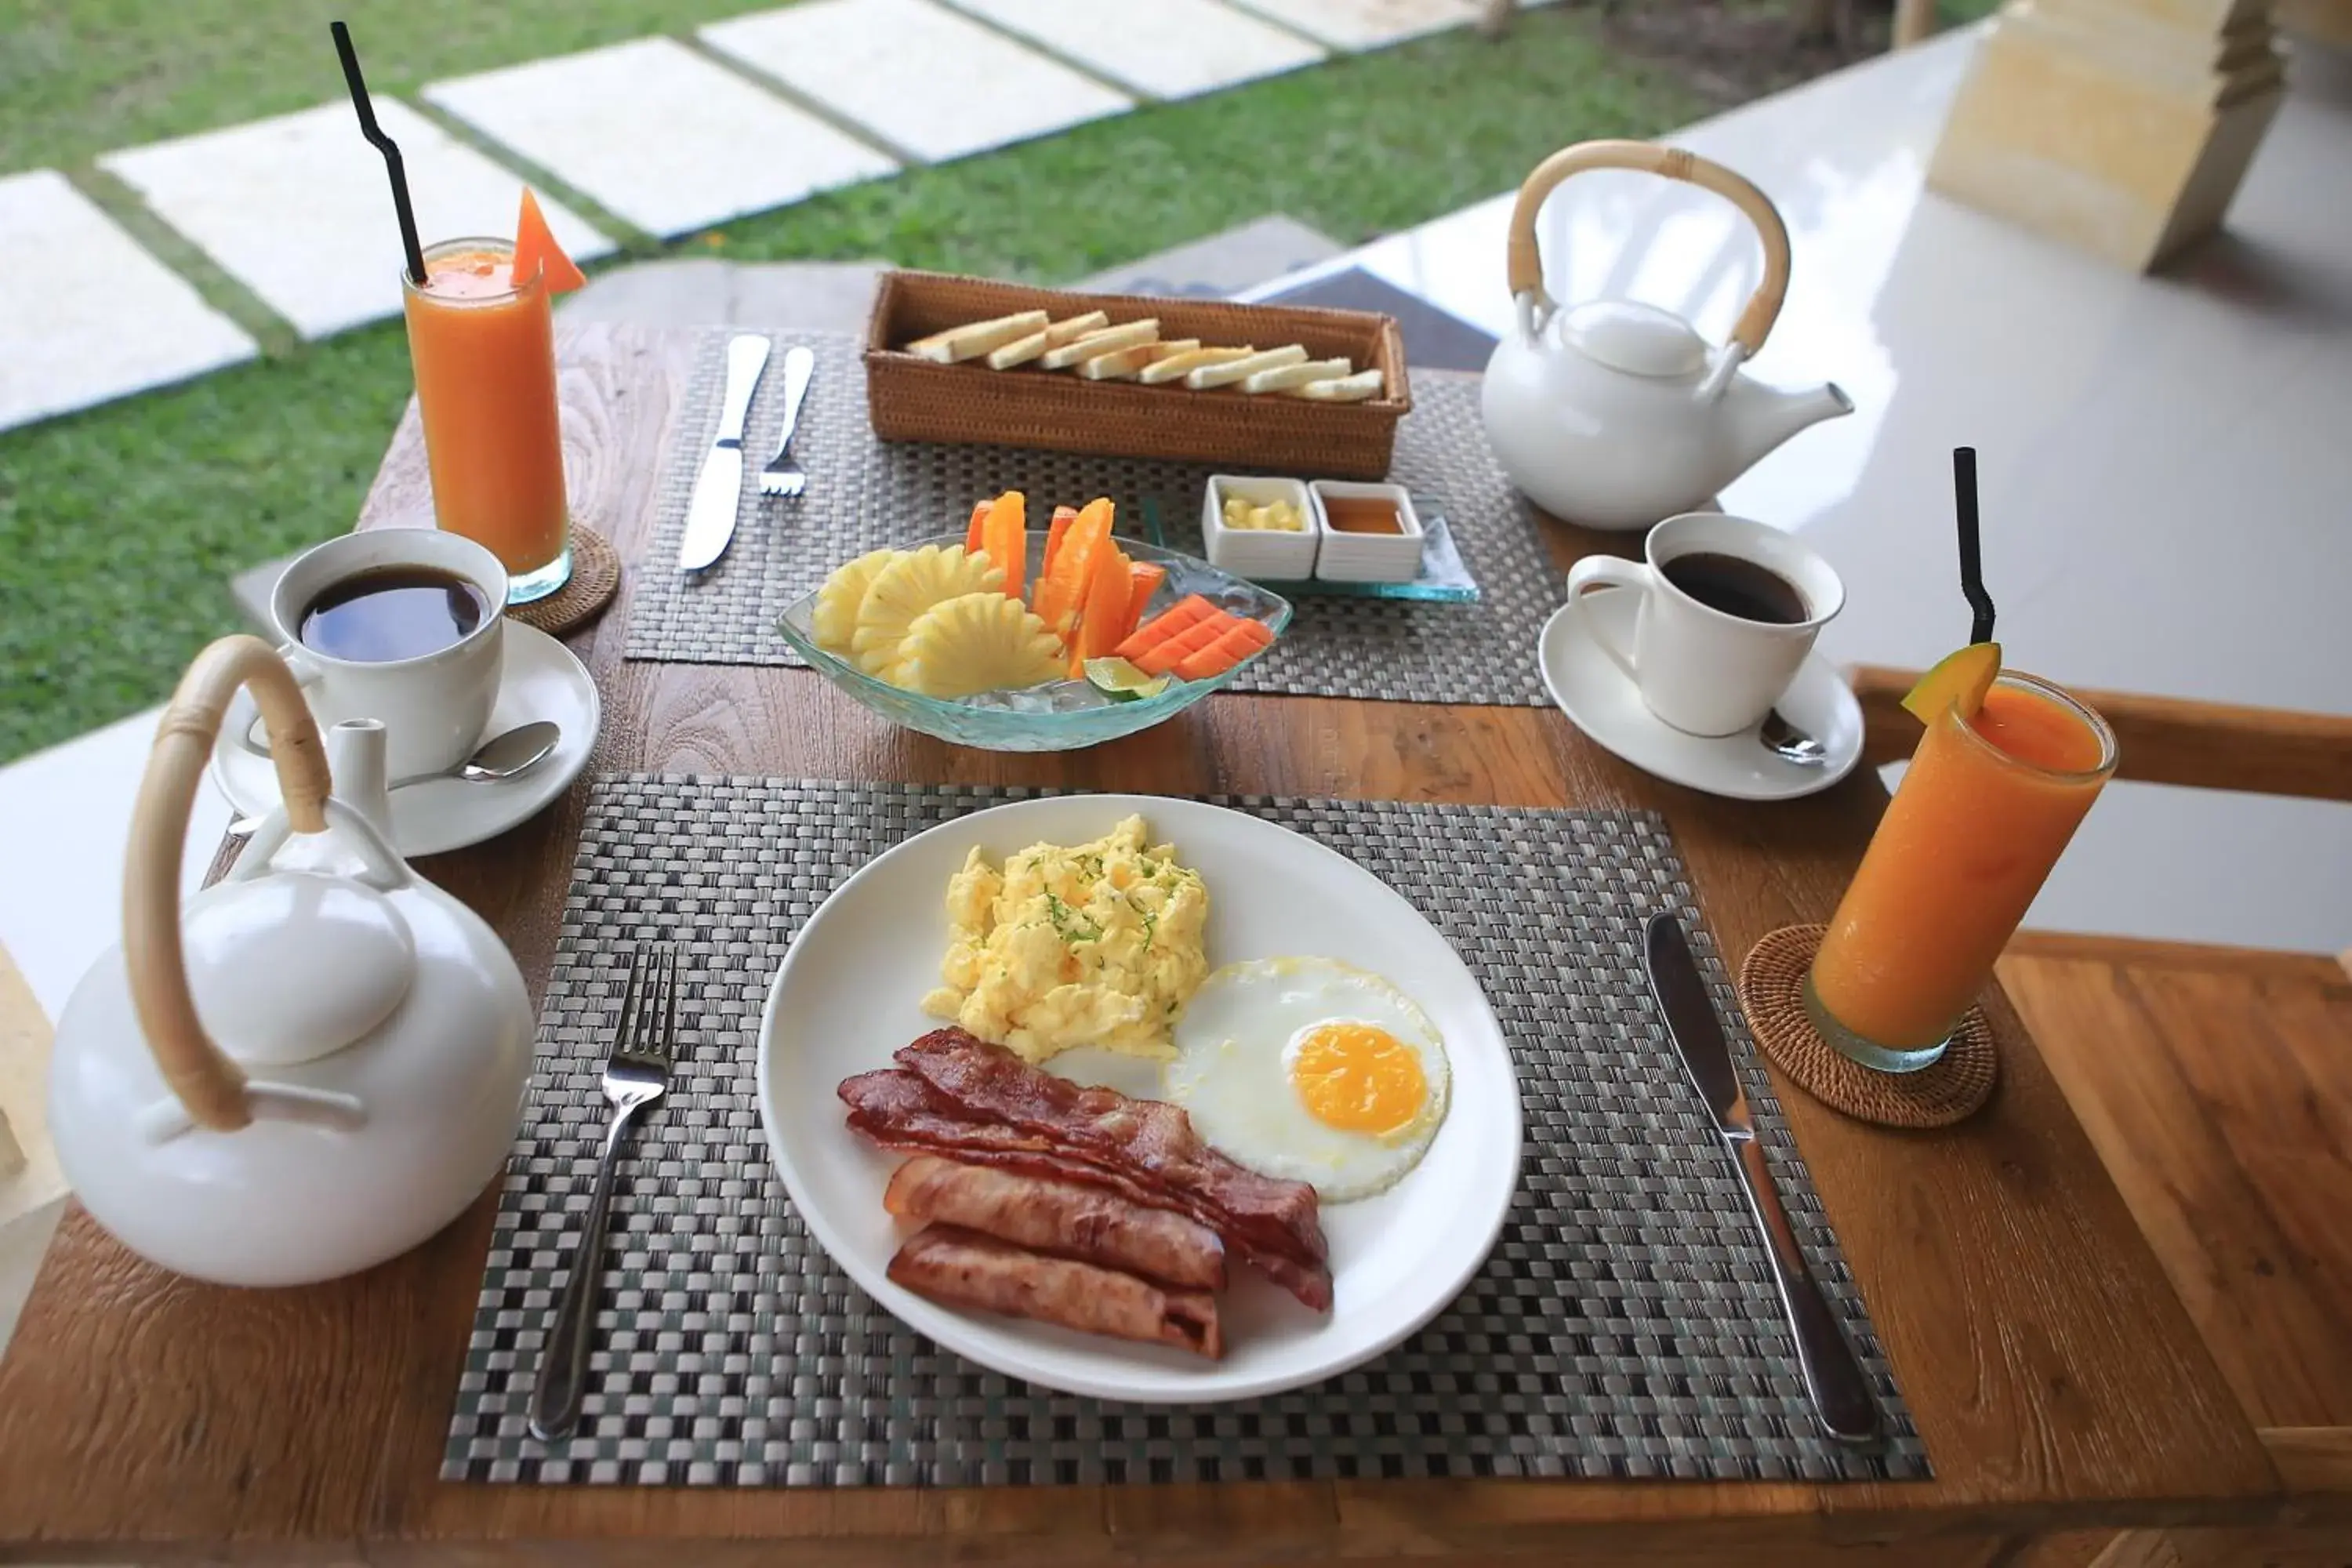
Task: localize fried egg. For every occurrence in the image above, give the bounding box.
[1164,957,1450,1202]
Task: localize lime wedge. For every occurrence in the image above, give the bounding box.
[1901,641,2002,724]
[1083,656,1171,702]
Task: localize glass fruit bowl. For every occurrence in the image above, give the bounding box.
[778,532,1293,752]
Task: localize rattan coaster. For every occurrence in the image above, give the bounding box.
[505,524,619,637]
[1737,924,1997,1128]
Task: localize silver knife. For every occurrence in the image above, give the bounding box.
[1642,912,1882,1446]
[677,334,772,572]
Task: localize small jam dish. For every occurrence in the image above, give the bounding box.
[1203,475,1319,582]
[1310,481,1424,583]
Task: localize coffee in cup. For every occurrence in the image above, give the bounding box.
[267,529,510,779]
[1563,513,1843,737]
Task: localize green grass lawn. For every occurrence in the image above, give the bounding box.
[0,0,791,172]
[0,11,1699,764]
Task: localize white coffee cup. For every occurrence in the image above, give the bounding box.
[1563,513,1843,737]
[266,528,509,779]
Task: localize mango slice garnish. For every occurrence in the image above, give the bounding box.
[1901,641,2002,724]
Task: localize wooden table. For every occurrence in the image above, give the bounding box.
[0,325,2286,1567]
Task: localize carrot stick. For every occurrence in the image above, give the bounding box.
[964,500,988,556]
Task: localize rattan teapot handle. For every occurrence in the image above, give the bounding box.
[123,635,332,1132]
[1504,139,1795,359]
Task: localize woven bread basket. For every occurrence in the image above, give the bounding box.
[864,270,1412,479]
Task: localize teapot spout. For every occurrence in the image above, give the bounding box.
[1726,377,1854,466]
[325,720,394,839]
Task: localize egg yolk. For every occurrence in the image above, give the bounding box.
[1288,1022,1427,1135]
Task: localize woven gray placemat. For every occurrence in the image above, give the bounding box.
[445,778,1929,1486]
[624,332,1558,704]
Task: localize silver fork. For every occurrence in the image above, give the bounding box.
[528,943,681,1443]
[756,346,818,499]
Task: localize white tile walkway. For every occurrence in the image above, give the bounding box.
[946,0,1327,100]
[0,706,231,1025]
[703,0,1132,164]
[0,708,233,1359]
[1229,0,1487,49]
[425,38,898,240]
[100,100,612,341]
[0,171,256,431]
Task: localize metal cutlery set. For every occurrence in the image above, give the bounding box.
[677,334,818,574]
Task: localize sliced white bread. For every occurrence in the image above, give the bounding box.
[905,310,1051,363]
[1240,358,1352,394]
[986,310,1118,369]
[1185,343,1307,390]
[1076,343,1170,380]
[1280,368,1385,402]
[1043,310,1111,347]
[1138,345,1254,385]
[1040,318,1160,370]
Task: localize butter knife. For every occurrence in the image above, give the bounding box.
[1642,912,1882,1446]
[677,334,772,572]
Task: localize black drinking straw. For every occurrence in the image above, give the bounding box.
[1953,446,1996,644]
[331,20,427,287]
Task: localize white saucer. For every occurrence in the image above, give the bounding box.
[211,622,601,858]
[1537,592,1864,801]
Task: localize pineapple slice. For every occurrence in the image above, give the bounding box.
[812,547,901,655]
[893,592,1065,698]
[851,545,1004,677]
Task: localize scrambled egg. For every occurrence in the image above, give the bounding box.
[921,815,1209,1063]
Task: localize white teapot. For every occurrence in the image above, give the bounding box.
[47,635,534,1287]
[1479,140,1853,532]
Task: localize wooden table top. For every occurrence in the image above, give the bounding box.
[0,323,2282,1566]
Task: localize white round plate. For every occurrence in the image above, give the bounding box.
[210,622,600,858]
[1538,591,1863,800]
[756,794,1523,1404]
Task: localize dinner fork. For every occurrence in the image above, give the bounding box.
[528,943,681,1443]
[756,346,818,499]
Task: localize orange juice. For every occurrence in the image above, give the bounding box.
[400,238,570,603]
[1807,671,2115,1070]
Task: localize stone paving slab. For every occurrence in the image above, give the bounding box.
[703,0,1132,164]
[0,170,257,430]
[946,0,1327,99]
[1229,0,1488,49]
[425,38,898,239]
[100,100,612,341]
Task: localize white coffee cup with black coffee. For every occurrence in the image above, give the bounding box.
[267,528,508,779]
[1563,512,1844,738]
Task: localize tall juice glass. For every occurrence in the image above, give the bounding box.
[1806,670,2117,1071]
[400,238,571,604]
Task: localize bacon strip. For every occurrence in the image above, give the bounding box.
[896,1029,1327,1260]
[887,1225,1224,1359]
[839,1050,1333,1311]
[884,1155,1226,1291]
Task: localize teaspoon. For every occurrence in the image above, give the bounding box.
[1759,709,1828,767]
[228,720,562,835]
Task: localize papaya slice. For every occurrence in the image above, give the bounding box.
[512,187,587,295]
[1901,641,2002,724]
[982,490,1026,602]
